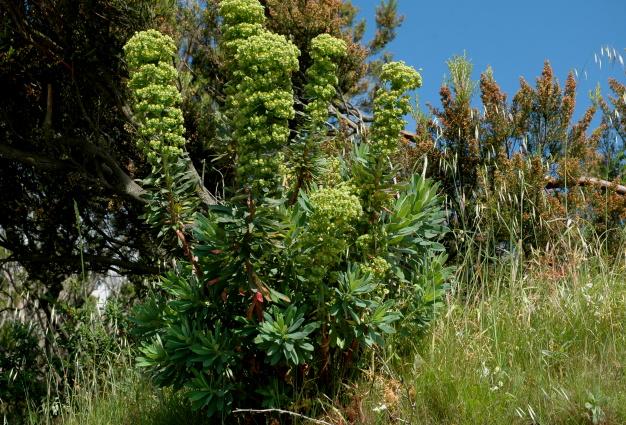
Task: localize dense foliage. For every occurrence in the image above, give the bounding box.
[0,1,410,419]
[403,57,626,266]
[1,0,625,422]
[0,321,46,422]
[127,0,448,419]
[0,0,162,321]
[0,0,405,332]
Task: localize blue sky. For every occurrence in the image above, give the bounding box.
[352,0,625,124]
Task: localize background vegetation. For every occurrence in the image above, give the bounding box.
[1,0,624,424]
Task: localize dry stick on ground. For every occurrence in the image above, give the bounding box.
[232,408,335,425]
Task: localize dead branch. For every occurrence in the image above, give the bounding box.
[545,176,626,196]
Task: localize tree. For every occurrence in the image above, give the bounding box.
[593,79,626,181]
[0,0,167,310]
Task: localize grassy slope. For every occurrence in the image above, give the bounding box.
[32,256,626,425]
[361,257,626,425]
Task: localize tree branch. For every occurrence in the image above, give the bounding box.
[329,104,360,133]
[545,176,626,196]
[1,253,161,276]
[0,141,147,203]
[0,143,76,172]
[186,159,218,205]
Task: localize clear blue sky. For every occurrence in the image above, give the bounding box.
[353,0,625,124]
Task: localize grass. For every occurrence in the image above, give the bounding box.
[356,251,626,425]
[25,245,626,424]
[28,346,205,425]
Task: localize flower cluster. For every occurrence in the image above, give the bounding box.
[304,34,347,127]
[219,0,266,58]
[299,185,362,278]
[361,256,391,279]
[124,30,185,162]
[221,0,300,194]
[318,156,342,187]
[370,61,422,158]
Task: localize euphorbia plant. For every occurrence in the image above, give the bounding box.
[127,0,449,419]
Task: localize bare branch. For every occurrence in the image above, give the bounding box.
[186,159,218,205]
[2,253,160,276]
[43,83,53,130]
[0,141,147,203]
[329,104,360,133]
[0,143,76,172]
[545,176,626,196]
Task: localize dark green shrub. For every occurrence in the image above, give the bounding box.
[0,321,46,423]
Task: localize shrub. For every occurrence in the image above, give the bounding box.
[0,321,46,423]
[409,57,626,264]
[125,1,449,419]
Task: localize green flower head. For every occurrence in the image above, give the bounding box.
[370,61,422,158]
[124,30,186,162]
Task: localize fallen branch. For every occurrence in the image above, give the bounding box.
[232,408,334,425]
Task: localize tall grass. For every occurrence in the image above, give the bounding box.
[26,317,206,425]
[36,353,200,424]
[33,243,626,425]
[351,246,626,425]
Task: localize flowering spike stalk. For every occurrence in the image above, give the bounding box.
[124,29,186,163]
[304,34,347,130]
[220,0,300,195]
[219,0,266,60]
[370,61,422,159]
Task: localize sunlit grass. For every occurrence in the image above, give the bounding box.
[358,253,626,425]
[29,348,206,425]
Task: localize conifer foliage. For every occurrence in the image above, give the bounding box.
[126,0,448,419]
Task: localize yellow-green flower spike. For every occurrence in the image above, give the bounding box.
[124,30,186,163]
[220,0,301,195]
[370,61,422,158]
[304,34,347,129]
[219,0,266,59]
